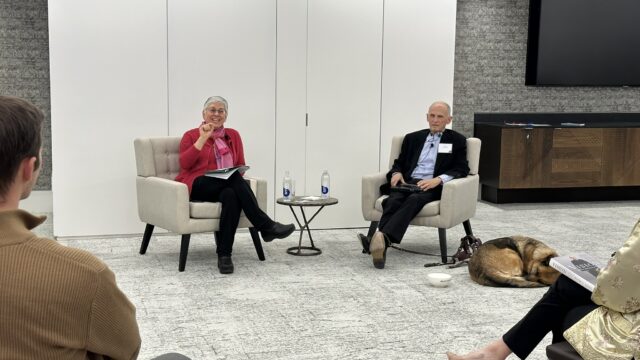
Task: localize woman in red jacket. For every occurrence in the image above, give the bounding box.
[176,96,294,274]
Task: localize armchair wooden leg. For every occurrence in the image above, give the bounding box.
[140,224,154,255]
[463,220,473,236]
[438,228,447,263]
[249,227,266,261]
[367,221,379,238]
[178,234,191,272]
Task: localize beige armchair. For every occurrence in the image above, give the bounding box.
[361,136,481,263]
[134,137,268,271]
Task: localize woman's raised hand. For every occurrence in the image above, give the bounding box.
[195,122,214,150]
[199,122,214,139]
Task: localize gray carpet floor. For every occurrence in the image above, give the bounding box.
[37,200,639,360]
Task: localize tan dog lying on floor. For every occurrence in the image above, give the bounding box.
[468,236,560,287]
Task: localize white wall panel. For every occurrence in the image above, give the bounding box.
[380,0,457,169]
[275,0,308,223]
[49,0,168,236]
[305,0,383,228]
[48,0,456,236]
[167,0,277,217]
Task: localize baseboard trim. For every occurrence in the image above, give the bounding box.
[481,185,640,203]
[18,190,52,213]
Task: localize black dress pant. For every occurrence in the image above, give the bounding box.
[379,181,442,243]
[503,275,598,359]
[191,171,272,257]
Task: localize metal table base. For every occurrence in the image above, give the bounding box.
[277,196,338,256]
[285,205,325,256]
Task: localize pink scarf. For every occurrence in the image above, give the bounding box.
[212,127,234,169]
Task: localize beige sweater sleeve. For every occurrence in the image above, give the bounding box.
[86,266,141,360]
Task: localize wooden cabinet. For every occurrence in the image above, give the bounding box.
[498,128,552,189]
[475,124,640,203]
[601,128,640,186]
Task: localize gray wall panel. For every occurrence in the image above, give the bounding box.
[453,0,640,137]
[0,0,51,190]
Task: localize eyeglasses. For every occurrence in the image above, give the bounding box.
[206,108,226,115]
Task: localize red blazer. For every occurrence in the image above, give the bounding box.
[175,127,245,194]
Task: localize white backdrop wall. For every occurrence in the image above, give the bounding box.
[49,0,456,236]
[167,0,277,217]
[49,0,168,237]
[379,0,458,170]
[304,0,383,228]
[275,0,456,229]
[274,0,308,225]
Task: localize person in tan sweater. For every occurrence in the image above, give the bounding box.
[0,96,141,359]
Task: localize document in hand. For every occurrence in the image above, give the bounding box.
[550,254,604,292]
[204,165,250,180]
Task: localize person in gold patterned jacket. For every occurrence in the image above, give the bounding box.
[563,219,640,359]
[447,219,640,360]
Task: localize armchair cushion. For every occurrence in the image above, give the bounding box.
[189,202,223,219]
[134,137,181,180]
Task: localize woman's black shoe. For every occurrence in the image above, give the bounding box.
[217,256,234,274]
[261,222,295,242]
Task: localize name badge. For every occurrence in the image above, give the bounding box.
[438,143,453,153]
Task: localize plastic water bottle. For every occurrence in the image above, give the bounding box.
[283,171,292,201]
[321,170,330,199]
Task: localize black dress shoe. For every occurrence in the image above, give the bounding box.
[217,256,234,274]
[357,233,371,254]
[261,222,295,242]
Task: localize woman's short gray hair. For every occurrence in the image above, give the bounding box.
[203,96,228,111]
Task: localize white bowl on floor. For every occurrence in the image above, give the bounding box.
[427,273,452,287]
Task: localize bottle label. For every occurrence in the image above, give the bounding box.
[321,186,329,196]
[283,188,290,198]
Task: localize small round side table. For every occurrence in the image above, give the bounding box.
[276,196,339,256]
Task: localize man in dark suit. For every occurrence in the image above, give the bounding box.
[362,101,469,269]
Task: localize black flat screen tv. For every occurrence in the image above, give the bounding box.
[526,0,640,86]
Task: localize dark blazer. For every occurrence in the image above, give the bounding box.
[380,128,469,195]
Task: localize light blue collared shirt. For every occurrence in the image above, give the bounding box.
[410,132,453,183]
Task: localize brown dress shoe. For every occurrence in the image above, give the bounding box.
[370,231,388,269]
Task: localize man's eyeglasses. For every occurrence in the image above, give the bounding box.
[206,108,226,114]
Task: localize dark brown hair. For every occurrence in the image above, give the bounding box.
[0,96,43,197]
